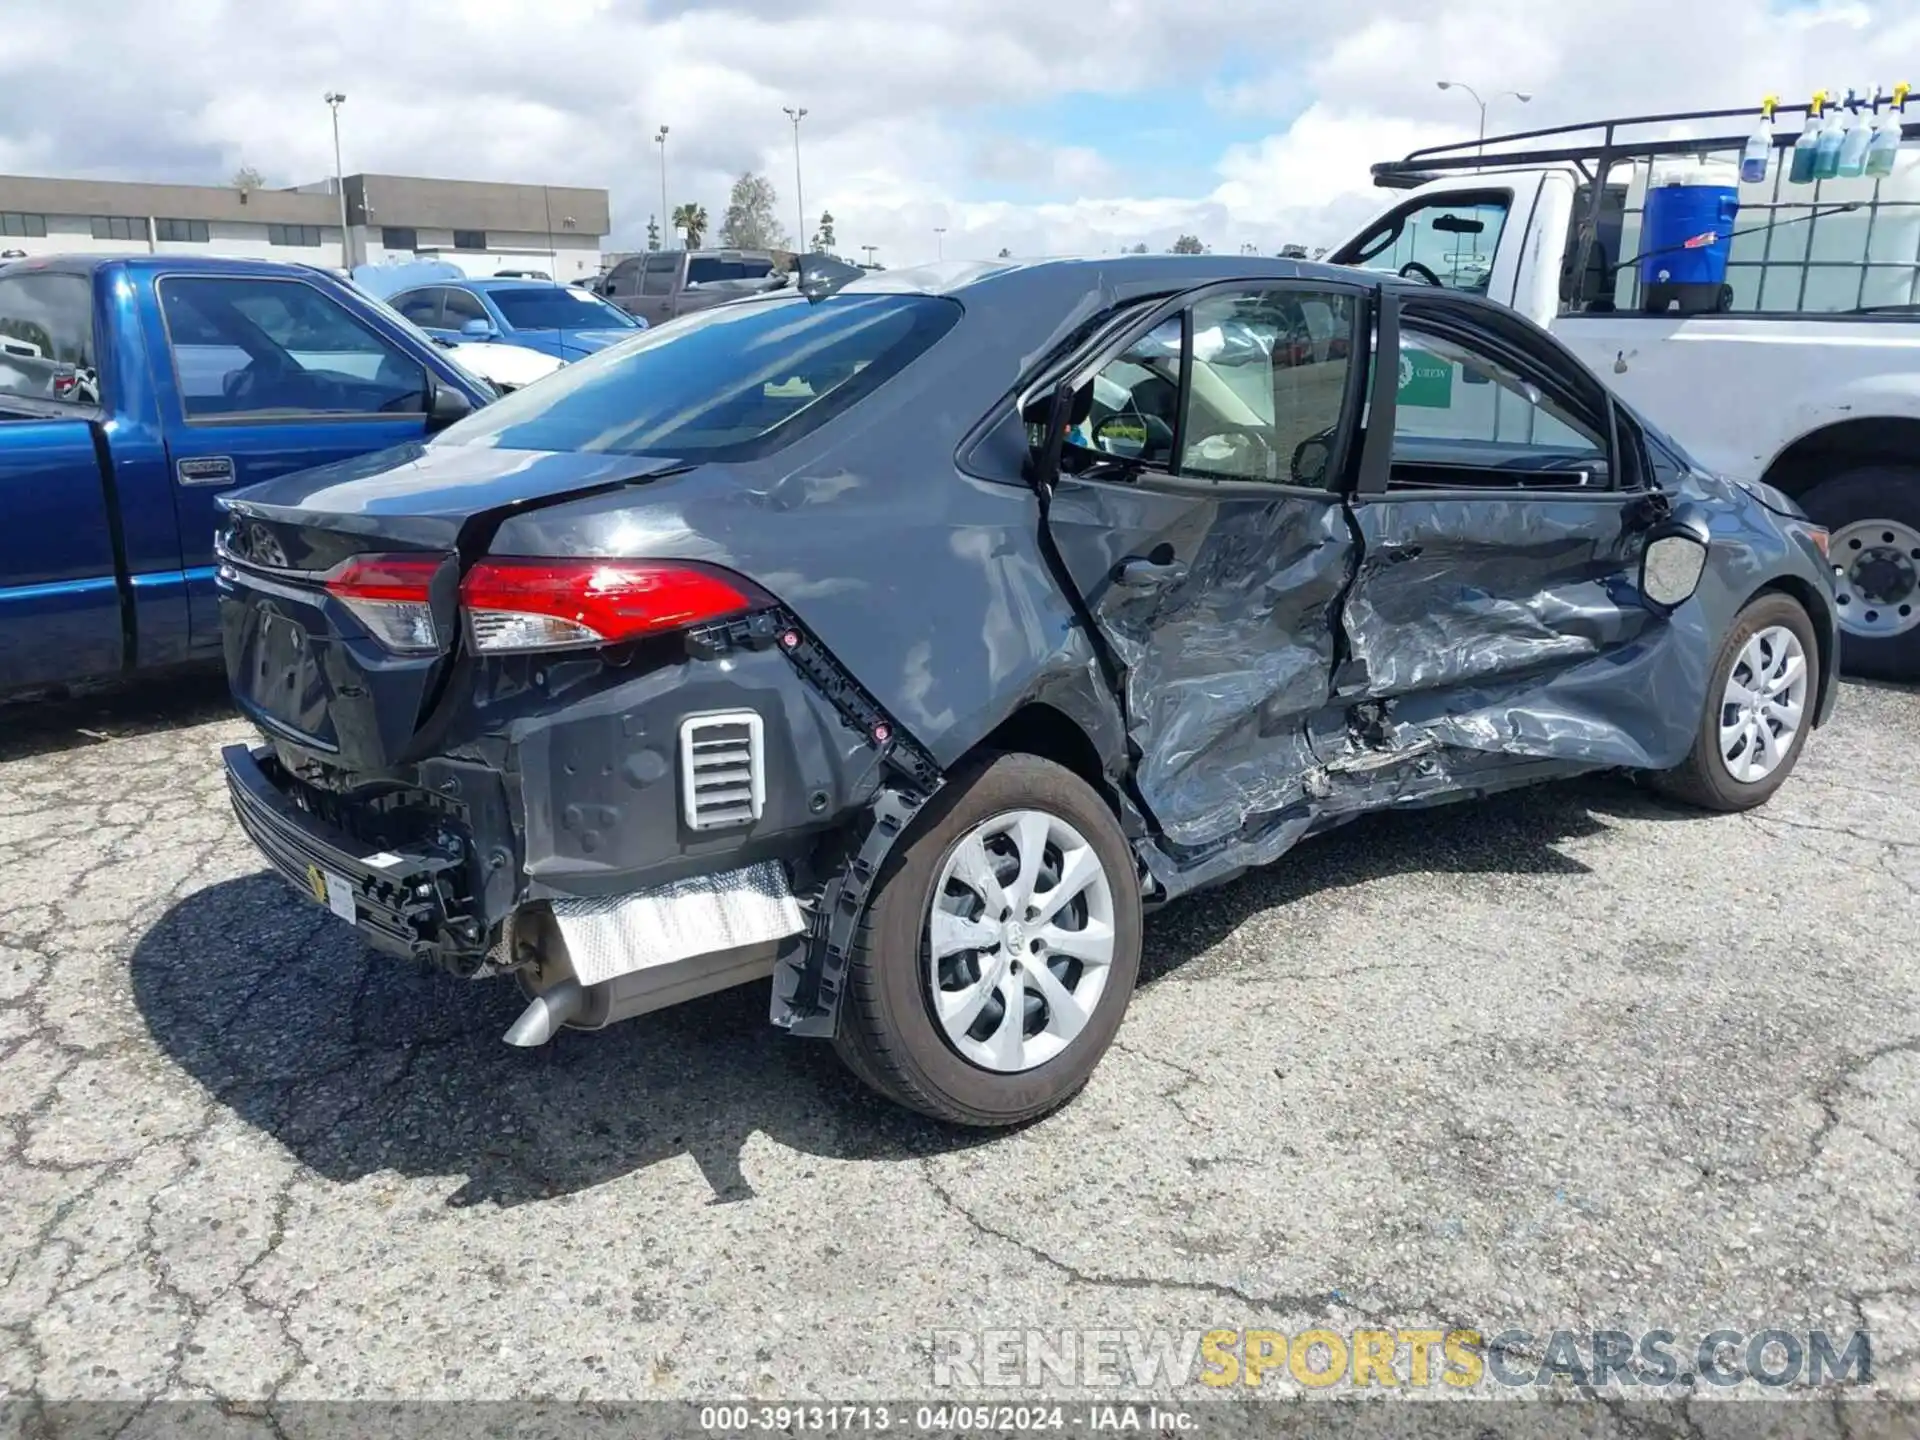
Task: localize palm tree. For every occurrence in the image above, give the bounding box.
[671,202,709,249]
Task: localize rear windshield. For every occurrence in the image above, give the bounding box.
[489,286,638,331]
[434,293,961,460]
[688,256,776,284]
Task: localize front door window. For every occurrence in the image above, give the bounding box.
[1060,286,1358,487]
[1338,193,1511,294]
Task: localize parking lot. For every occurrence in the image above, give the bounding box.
[0,671,1915,1414]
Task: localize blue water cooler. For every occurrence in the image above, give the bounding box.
[1640,178,1740,314]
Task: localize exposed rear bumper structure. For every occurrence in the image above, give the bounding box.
[225,739,815,1047]
[222,743,487,968]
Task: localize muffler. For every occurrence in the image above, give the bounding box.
[500,903,788,1047]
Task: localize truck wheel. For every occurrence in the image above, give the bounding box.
[1798,466,1920,680]
[832,753,1142,1126]
[1649,592,1820,813]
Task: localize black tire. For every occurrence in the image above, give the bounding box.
[1797,466,1920,681]
[832,753,1143,1126]
[1649,592,1820,813]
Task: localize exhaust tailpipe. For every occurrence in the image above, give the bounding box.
[503,978,584,1047]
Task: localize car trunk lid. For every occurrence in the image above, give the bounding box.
[217,440,687,770]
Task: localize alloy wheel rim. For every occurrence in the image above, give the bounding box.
[1830,518,1920,639]
[925,809,1116,1074]
[1719,625,1809,784]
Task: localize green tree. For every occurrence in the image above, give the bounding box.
[671,202,709,248]
[231,164,264,197]
[997,246,1011,258]
[1169,234,1204,254]
[646,215,661,252]
[1127,242,1149,254]
[719,172,786,250]
[812,210,836,251]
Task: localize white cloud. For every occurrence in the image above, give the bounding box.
[0,0,1916,267]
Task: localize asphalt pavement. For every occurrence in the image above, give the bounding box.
[0,670,1914,1429]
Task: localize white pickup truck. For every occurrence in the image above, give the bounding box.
[1329,101,1920,679]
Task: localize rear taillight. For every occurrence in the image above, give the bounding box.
[458,558,757,653]
[323,554,442,654]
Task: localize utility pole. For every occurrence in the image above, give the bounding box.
[655,126,670,244]
[784,107,808,251]
[324,92,349,268]
[934,226,946,261]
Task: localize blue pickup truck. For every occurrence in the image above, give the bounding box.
[0,254,498,695]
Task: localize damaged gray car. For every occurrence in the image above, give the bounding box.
[215,254,1840,1126]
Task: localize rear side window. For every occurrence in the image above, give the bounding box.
[436,293,961,460]
[0,272,99,404]
[158,275,428,420]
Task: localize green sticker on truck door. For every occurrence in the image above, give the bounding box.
[1397,347,1454,408]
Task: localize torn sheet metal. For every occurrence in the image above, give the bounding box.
[550,860,804,987]
[1042,483,1353,849]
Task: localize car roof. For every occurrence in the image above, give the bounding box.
[0,253,355,282]
[837,253,1427,299]
[449,277,569,293]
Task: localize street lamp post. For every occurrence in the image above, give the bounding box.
[655,126,670,247]
[324,91,349,267]
[784,107,808,251]
[1435,81,1532,160]
[934,226,946,261]
[861,244,877,268]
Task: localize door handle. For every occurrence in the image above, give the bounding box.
[175,455,236,487]
[1113,555,1188,589]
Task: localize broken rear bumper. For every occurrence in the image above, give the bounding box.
[222,742,489,969]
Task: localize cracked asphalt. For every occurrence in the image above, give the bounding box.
[0,670,1915,1422]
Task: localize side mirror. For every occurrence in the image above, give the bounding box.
[425,376,475,432]
[1091,411,1173,462]
[1639,508,1712,611]
[461,317,494,338]
[1291,435,1332,486]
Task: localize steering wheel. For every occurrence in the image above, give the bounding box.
[1398,261,1442,286]
[223,359,297,410]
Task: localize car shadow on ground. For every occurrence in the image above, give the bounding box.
[0,663,232,763]
[130,771,1684,1209]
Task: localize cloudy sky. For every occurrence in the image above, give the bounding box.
[0,0,1914,265]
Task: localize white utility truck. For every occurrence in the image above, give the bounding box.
[1329,97,1920,679]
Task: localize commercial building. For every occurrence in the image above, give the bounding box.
[0,172,610,281]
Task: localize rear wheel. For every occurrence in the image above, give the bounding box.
[1649,592,1819,812]
[1798,466,1920,680]
[832,753,1142,1126]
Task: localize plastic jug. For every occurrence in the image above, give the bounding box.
[1838,92,1873,176]
[1639,171,1740,312]
[1741,98,1777,184]
[1790,97,1825,185]
[1814,99,1848,179]
[1867,83,1909,178]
